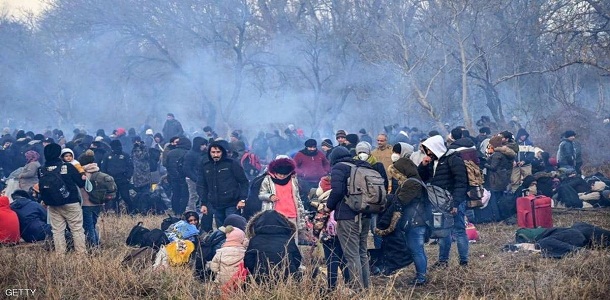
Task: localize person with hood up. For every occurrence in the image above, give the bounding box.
[417,135,469,268]
[385,155,430,285]
[9,190,51,243]
[293,139,330,209]
[166,137,192,216]
[0,195,21,244]
[210,225,247,285]
[197,141,249,226]
[324,146,373,289]
[38,143,87,253]
[162,113,185,143]
[101,140,134,214]
[18,150,41,191]
[477,136,516,223]
[448,127,480,165]
[183,137,209,213]
[259,157,307,233]
[244,210,302,282]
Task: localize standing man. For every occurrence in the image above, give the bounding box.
[324,146,372,290]
[293,139,330,209]
[101,140,134,214]
[197,141,249,226]
[38,143,87,254]
[418,135,469,268]
[162,113,184,142]
[371,134,393,171]
[183,137,208,212]
[166,137,192,216]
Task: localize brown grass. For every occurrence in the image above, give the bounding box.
[2,209,610,299]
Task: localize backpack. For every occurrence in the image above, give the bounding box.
[340,162,387,214]
[88,172,117,205]
[121,246,157,270]
[240,151,262,177]
[407,178,454,238]
[464,160,484,208]
[141,229,170,250]
[37,165,70,206]
[126,222,151,247]
[161,215,181,231]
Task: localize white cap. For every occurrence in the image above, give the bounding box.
[94,136,104,142]
[146,129,153,135]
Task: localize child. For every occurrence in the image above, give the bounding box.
[210,225,247,285]
[61,148,86,180]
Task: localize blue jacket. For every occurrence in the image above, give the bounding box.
[10,197,50,242]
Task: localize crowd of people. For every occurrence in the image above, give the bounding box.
[1,112,609,293]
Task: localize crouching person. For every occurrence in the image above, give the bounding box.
[244,210,302,282]
[211,225,247,291]
[10,190,52,243]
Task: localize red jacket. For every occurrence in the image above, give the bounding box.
[0,196,20,244]
[293,149,330,182]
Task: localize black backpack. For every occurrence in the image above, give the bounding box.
[126,222,150,247]
[141,229,169,250]
[37,165,70,206]
[161,215,181,231]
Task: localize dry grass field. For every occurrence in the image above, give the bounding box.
[1,208,609,299]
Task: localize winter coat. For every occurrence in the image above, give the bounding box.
[448,138,480,165]
[418,136,469,208]
[211,246,246,285]
[386,158,429,227]
[165,138,191,180]
[162,119,184,141]
[10,196,50,242]
[0,196,20,244]
[19,161,41,191]
[81,163,103,207]
[259,176,306,230]
[485,146,516,192]
[183,137,208,182]
[251,134,269,161]
[375,195,413,273]
[38,159,86,206]
[326,148,374,220]
[242,173,267,221]
[100,150,133,183]
[516,128,536,165]
[244,210,301,281]
[293,149,330,182]
[131,146,152,189]
[197,142,249,209]
[371,145,394,170]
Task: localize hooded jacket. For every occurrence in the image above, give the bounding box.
[197,142,249,209]
[244,210,301,280]
[162,119,184,142]
[10,196,50,242]
[166,137,192,180]
[418,135,468,208]
[485,146,516,191]
[448,137,480,165]
[516,128,537,164]
[101,141,133,181]
[326,146,374,220]
[39,155,86,206]
[557,138,576,168]
[0,196,20,244]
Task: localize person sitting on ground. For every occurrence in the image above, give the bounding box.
[10,190,51,243]
[211,226,247,285]
[0,195,21,244]
[244,210,302,282]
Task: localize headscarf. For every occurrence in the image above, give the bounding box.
[25,150,40,164]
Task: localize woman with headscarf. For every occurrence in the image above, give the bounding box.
[18,150,41,191]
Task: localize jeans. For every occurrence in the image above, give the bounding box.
[438,203,469,263]
[213,206,238,228]
[322,236,350,289]
[337,216,371,289]
[82,205,101,247]
[405,225,427,281]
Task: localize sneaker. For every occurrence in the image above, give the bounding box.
[459,261,468,267]
[408,278,427,286]
[430,261,448,269]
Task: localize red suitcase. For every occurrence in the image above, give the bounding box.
[516,195,553,228]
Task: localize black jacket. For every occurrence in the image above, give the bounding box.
[100,150,133,182]
[417,152,469,208]
[162,119,184,141]
[244,210,301,281]
[326,155,373,220]
[165,138,191,180]
[38,159,85,206]
[196,142,249,209]
[183,137,207,182]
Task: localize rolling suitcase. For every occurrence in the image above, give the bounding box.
[516,195,553,228]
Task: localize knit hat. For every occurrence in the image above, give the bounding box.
[304,139,317,148]
[321,139,333,148]
[359,128,367,134]
[78,149,95,166]
[355,141,372,154]
[335,130,347,139]
[346,133,359,145]
[223,226,245,248]
[563,130,576,138]
[329,146,351,165]
[110,140,123,152]
[116,128,126,136]
[489,136,503,148]
[44,143,62,161]
[223,214,247,231]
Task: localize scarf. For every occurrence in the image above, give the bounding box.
[270,173,292,185]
